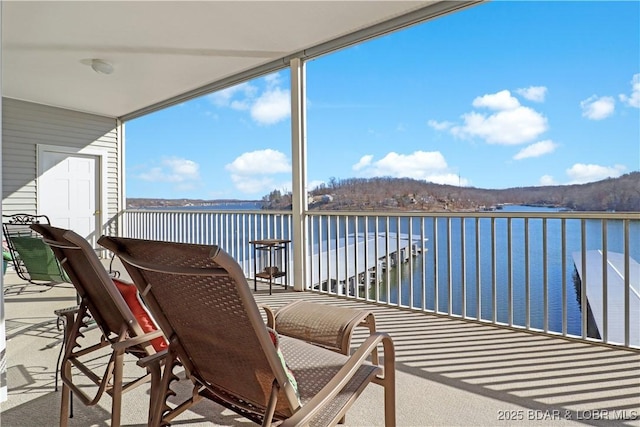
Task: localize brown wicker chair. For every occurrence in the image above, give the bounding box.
[31,224,167,427]
[99,235,396,427]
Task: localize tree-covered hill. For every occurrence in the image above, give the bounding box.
[263,172,640,212]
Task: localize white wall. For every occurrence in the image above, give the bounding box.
[1,98,122,227]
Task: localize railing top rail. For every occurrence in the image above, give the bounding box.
[305,210,640,220]
[126,208,292,215]
[124,208,639,220]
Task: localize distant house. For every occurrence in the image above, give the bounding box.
[309,194,334,207]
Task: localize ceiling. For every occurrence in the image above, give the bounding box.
[2,1,480,120]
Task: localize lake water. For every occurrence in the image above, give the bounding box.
[371,205,639,338]
[303,205,639,339]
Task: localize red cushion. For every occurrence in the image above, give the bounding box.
[113,279,167,352]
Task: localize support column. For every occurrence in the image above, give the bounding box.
[117,118,126,238]
[0,0,7,402]
[290,58,308,292]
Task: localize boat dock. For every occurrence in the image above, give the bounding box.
[572,250,640,346]
[309,232,426,294]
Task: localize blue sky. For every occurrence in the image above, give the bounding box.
[126,1,640,200]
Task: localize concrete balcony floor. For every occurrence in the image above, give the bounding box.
[2,259,639,427]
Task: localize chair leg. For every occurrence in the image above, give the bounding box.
[382,337,396,427]
[146,362,163,427]
[111,351,124,427]
[54,308,78,418]
[59,381,71,427]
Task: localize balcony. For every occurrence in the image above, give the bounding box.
[2,208,639,426]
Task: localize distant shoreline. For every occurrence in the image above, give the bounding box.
[127,201,573,213]
[127,198,262,209]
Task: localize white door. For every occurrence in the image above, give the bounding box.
[39,150,100,244]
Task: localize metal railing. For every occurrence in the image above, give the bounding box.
[122,208,639,350]
[123,209,292,276]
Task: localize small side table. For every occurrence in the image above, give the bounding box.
[249,239,290,295]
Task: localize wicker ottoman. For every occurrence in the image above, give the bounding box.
[272,300,378,363]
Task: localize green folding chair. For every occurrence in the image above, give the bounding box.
[3,214,70,286]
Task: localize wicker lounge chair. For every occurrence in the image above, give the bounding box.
[99,235,396,427]
[31,224,167,427]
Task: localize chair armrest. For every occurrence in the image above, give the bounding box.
[281,332,395,427]
[54,305,80,332]
[111,330,165,351]
[258,303,276,328]
[54,305,80,318]
[136,349,169,368]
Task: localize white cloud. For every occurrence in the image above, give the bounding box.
[472,90,521,110]
[232,177,290,196]
[225,149,291,195]
[580,95,615,120]
[432,89,548,145]
[167,158,199,178]
[138,167,166,182]
[207,73,290,125]
[427,120,454,131]
[516,86,547,102]
[451,106,548,145]
[430,173,470,186]
[229,175,274,194]
[232,176,291,196]
[250,87,290,125]
[230,99,251,111]
[208,82,257,109]
[565,163,626,184]
[264,73,282,88]
[539,175,556,186]
[351,150,468,185]
[367,151,448,177]
[225,149,290,175]
[138,157,201,184]
[619,73,640,108]
[513,139,558,160]
[352,155,373,171]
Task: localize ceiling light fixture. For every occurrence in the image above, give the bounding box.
[90,59,114,75]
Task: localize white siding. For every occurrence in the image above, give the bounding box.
[1,98,122,232]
